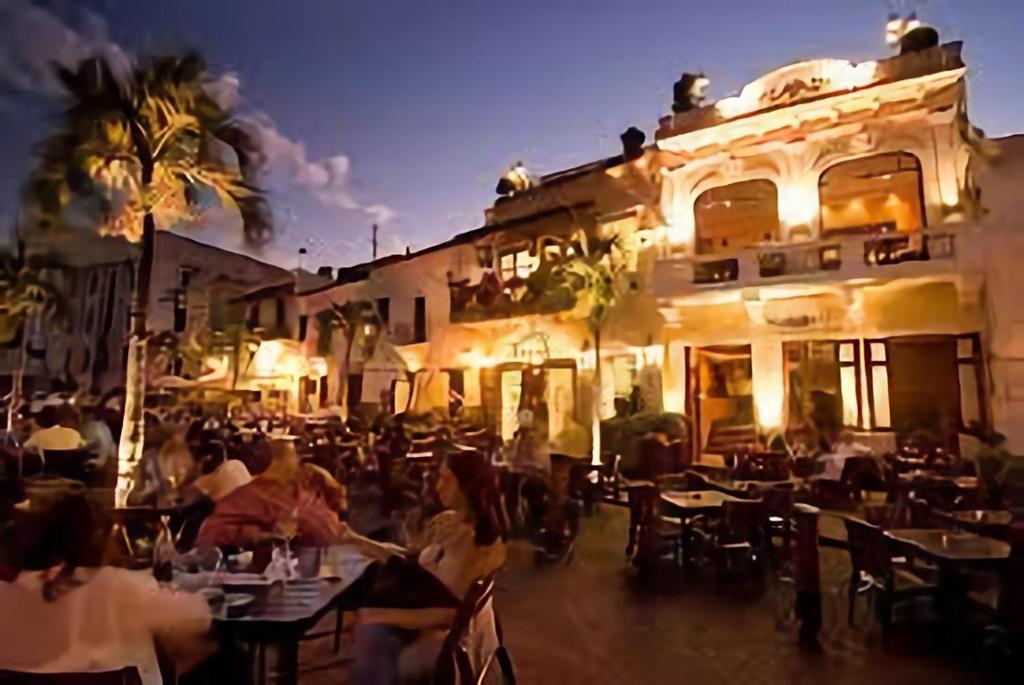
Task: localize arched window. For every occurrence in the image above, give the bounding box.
[694,179,779,254]
[819,152,924,236]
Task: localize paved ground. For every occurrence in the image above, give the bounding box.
[296,507,994,684]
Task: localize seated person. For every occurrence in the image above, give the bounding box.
[195,437,394,559]
[79,399,116,473]
[24,405,84,453]
[190,443,252,503]
[354,449,507,684]
[817,430,871,480]
[0,493,212,684]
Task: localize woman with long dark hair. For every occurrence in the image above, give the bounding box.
[353,448,507,684]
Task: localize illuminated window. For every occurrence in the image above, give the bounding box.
[865,339,891,429]
[783,340,861,437]
[499,248,539,280]
[819,152,924,236]
[694,179,779,254]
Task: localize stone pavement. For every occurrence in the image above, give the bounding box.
[296,507,991,684]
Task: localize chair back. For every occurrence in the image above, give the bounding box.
[907,496,943,528]
[0,668,142,684]
[791,456,818,479]
[638,436,675,481]
[433,577,515,685]
[720,498,766,546]
[761,485,794,522]
[843,517,892,584]
[840,456,886,491]
[40,449,97,482]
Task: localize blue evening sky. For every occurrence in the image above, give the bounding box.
[0,0,1020,268]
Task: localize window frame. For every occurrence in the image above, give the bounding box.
[956,332,987,435]
[818,151,927,237]
[834,339,862,430]
[693,178,781,255]
[864,338,892,431]
[413,296,427,343]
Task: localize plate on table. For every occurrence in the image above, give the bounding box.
[223,593,255,618]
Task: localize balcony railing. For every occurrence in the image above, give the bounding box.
[449,271,578,323]
[654,230,961,299]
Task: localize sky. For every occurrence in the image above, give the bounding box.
[0,0,1021,270]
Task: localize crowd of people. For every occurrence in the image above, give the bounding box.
[0,390,516,684]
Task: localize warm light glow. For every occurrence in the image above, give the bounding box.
[500,370,522,442]
[871,365,891,428]
[751,340,784,430]
[714,59,878,121]
[777,181,819,231]
[252,340,284,377]
[308,356,328,379]
[840,366,859,427]
[662,340,687,414]
[666,198,695,246]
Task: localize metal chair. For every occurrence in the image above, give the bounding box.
[843,517,936,644]
[433,577,516,685]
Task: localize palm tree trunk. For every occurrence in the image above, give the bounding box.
[592,326,602,465]
[340,333,354,418]
[115,212,155,506]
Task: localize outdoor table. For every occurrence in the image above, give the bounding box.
[884,528,1011,639]
[660,489,745,516]
[951,510,1013,527]
[884,528,1010,565]
[209,545,374,685]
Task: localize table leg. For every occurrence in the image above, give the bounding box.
[275,639,300,685]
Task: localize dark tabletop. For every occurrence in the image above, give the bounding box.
[661,490,746,513]
[884,528,1011,563]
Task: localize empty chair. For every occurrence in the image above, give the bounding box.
[844,517,936,644]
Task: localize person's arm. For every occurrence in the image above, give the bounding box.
[337,523,405,561]
[357,607,456,630]
[151,591,215,672]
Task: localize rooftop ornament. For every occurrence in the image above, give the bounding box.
[496,161,534,196]
[671,72,710,114]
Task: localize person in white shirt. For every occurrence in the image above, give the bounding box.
[0,494,212,684]
[79,402,116,470]
[24,405,84,453]
[818,430,872,480]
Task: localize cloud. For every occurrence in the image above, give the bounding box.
[0,0,130,95]
[235,111,396,227]
[0,1,397,262]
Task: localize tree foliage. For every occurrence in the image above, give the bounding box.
[23,53,271,245]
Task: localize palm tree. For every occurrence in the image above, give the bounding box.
[553,233,622,464]
[22,53,271,505]
[0,244,70,440]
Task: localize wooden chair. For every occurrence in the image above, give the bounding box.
[0,669,142,684]
[840,456,887,503]
[843,518,936,644]
[703,499,768,587]
[626,483,681,565]
[734,452,791,482]
[808,478,855,511]
[38,448,98,483]
[433,577,516,685]
[638,436,676,481]
[761,485,795,570]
